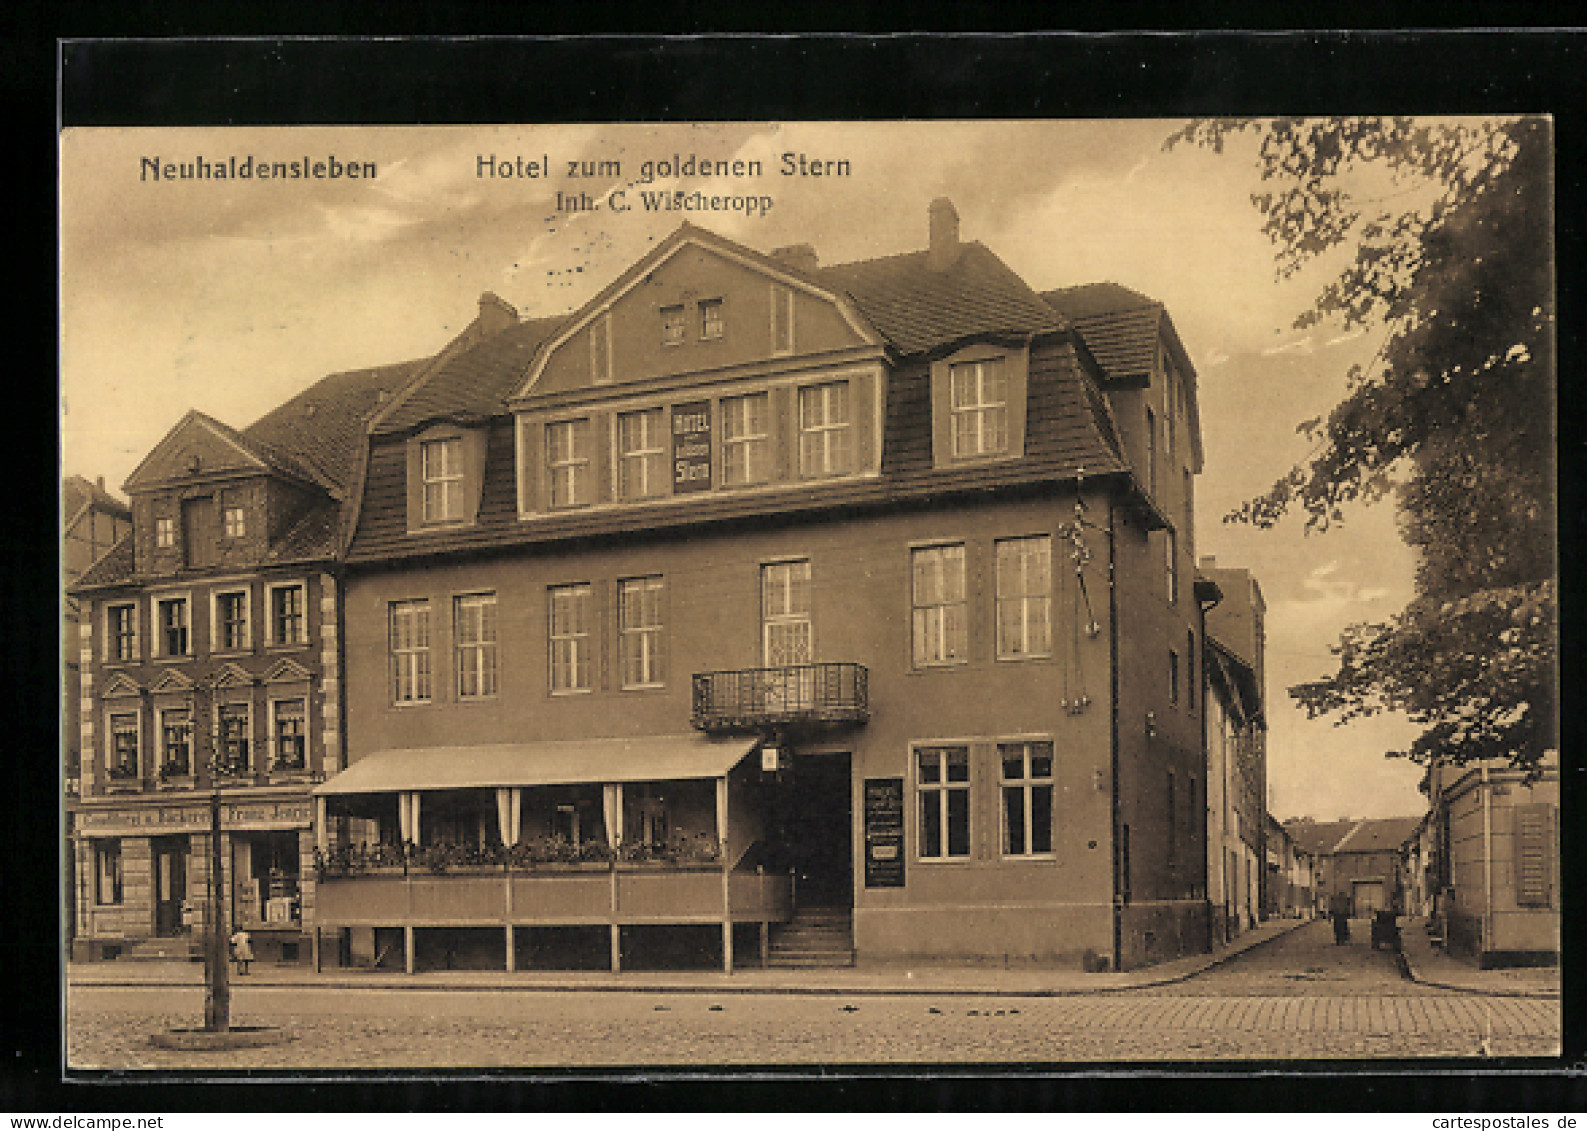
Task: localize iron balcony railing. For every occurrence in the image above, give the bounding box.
[691,662,869,732]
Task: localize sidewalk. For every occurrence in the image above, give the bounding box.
[1396,915,1560,999]
[67,915,1309,998]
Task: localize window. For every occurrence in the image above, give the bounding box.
[547,419,592,508]
[950,359,1009,458]
[389,600,432,704]
[698,298,724,340]
[722,392,770,486]
[108,712,139,780]
[158,707,192,777]
[762,560,812,666]
[549,584,593,692]
[1187,630,1197,711]
[95,841,122,905]
[224,506,246,539]
[1166,363,1178,464]
[917,746,970,859]
[771,285,794,354]
[272,698,307,770]
[661,304,685,346]
[996,536,1052,658]
[1168,648,1180,706]
[107,603,138,662]
[1145,407,1158,497]
[1000,741,1055,857]
[799,381,851,478]
[1182,468,1194,547]
[421,437,464,523]
[912,544,967,666]
[215,590,250,651]
[155,596,189,657]
[1166,528,1178,605]
[619,576,665,688]
[455,592,499,699]
[156,516,175,549]
[268,583,306,646]
[618,408,667,501]
[1167,770,1177,864]
[216,702,251,775]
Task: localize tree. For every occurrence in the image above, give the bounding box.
[1168,116,1556,774]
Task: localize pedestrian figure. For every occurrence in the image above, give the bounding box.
[1328,891,1351,945]
[230,927,254,974]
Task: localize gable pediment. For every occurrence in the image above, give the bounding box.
[101,672,143,699]
[149,669,196,696]
[124,411,272,492]
[212,662,257,690]
[513,227,881,401]
[264,657,312,685]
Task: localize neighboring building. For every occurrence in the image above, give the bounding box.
[1285,816,1419,917]
[63,475,133,944]
[313,204,1214,973]
[1264,814,1312,919]
[1423,756,1559,965]
[66,358,427,962]
[1203,633,1264,942]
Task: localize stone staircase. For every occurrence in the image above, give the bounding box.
[765,906,855,968]
[119,935,201,961]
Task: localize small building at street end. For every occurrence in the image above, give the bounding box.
[66,359,428,963]
[1284,816,1421,919]
[1416,755,1559,966]
[311,202,1221,974]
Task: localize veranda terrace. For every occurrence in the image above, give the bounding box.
[309,734,792,972]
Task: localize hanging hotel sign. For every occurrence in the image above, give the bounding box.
[672,400,712,493]
[863,777,906,888]
[75,801,312,836]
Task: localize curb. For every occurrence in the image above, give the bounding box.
[1397,953,1560,1000]
[69,919,1314,999]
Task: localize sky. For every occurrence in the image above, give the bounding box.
[60,120,1452,821]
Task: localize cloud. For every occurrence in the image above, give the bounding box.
[1261,335,1315,357]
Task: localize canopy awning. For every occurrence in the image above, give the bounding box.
[313,734,761,796]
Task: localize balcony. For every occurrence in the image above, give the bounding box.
[691,663,869,733]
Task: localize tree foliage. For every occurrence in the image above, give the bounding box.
[1168,117,1556,773]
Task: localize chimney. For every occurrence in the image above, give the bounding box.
[96,476,105,491]
[928,197,961,271]
[477,291,519,335]
[771,243,819,274]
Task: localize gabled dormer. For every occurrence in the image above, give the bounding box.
[123,410,326,577]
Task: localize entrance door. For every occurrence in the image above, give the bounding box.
[778,753,852,908]
[153,837,188,936]
[1352,880,1385,916]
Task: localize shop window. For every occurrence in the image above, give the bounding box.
[1000,741,1054,857]
[455,592,499,699]
[271,699,307,770]
[215,589,251,652]
[155,596,190,657]
[546,419,593,508]
[996,536,1052,659]
[917,745,970,860]
[761,560,812,666]
[549,584,593,693]
[95,841,123,905]
[618,408,667,501]
[912,543,967,667]
[268,582,306,646]
[619,576,665,688]
[106,603,138,662]
[159,706,192,778]
[698,298,724,340]
[390,599,433,704]
[723,392,770,486]
[950,359,1009,458]
[421,437,465,523]
[661,304,685,346]
[798,381,851,478]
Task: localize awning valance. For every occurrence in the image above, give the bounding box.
[313,734,760,797]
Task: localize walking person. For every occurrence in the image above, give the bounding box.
[230,927,254,975]
[1328,890,1351,945]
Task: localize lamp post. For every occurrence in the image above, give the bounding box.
[203,787,230,1033]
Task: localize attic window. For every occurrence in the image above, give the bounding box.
[950,359,1008,458]
[699,298,724,341]
[421,438,464,523]
[661,305,685,346]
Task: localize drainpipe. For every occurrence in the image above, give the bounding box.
[1107,500,1122,972]
[1481,764,1493,955]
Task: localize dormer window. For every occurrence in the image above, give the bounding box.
[661,305,685,346]
[223,506,246,539]
[156,517,175,549]
[699,298,724,340]
[547,419,593,508]
[950,359,1008,459]
[618,409,667,501]
[421,438,464,523]
[799,381,851,478]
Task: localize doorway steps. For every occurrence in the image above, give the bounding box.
[119,936,201,961]
[765,906,855,968]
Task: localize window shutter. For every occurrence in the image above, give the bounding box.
[1514,802,1553,907]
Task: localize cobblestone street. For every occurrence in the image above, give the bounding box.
[66,919,1561,1069]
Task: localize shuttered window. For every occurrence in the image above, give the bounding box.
[1514,803,1553,907]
